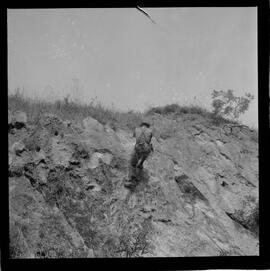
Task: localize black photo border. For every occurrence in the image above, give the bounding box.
[1,0,269,270]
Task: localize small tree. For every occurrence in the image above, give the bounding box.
[211,89,254,121]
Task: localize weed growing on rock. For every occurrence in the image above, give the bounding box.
[218,249,234,256]
[115,218,154,257]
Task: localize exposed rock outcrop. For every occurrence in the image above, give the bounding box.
[8,112,259,258]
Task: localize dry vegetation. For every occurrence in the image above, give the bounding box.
[8,91,257,138]
[8,92,143,132]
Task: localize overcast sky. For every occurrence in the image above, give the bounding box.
[8,8,258,127]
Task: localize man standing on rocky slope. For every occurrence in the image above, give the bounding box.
[125,119,154,188]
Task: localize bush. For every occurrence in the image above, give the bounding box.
[145,103,217,122]
[146,103,211,117]
[211,89,254,121]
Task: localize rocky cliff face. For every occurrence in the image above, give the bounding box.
[8,111,259,258]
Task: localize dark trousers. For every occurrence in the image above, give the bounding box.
[128,146,151,181]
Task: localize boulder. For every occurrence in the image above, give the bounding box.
[50,139,73,167]
[83,116,104,133]
[37,166,48,184]
[87,152,113,169]
[32,149,47,165]
[12,111,27,128]
[9,155,26,177]
[11,141,26,156]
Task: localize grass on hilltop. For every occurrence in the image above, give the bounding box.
[8,91,257,136]
[8,92,143,131]
[145,103,243,126]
